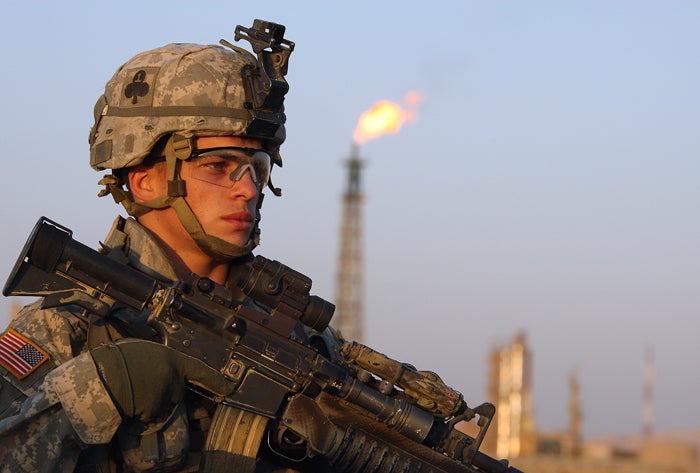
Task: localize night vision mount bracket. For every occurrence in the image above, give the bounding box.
[222,19,295,141]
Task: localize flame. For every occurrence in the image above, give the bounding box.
[353,91,423,146]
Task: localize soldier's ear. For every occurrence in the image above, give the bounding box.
[128,164,166,202]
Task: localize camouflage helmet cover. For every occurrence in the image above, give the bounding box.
[88,21,293,260]
[89,41,286,171]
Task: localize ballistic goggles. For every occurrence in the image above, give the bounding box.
[187,147,272,189]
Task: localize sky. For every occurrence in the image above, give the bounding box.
[0,1,698,438]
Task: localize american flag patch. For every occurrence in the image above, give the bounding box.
[0,328,50,379]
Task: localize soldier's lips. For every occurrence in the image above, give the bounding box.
[222,212,253,230]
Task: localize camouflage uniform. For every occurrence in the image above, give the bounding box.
[1,25,320,473]
[0,216,264,472]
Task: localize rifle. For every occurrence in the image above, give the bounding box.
[3,217,524,473]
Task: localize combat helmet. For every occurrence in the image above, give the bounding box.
[89,20,293,260]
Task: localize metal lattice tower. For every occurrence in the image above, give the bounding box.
[334,145,365,342]
[567,371,582,456]
[643,347,655,437]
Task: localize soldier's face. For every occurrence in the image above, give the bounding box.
[178,136,263,248]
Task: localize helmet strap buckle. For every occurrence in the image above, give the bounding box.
[164,133,192,197]
[167,133,194,160]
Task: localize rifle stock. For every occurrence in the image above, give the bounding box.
[3,217,524,473]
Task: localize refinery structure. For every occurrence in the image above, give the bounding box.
[333,145,365,343]
[478,333,699,473]
[483,332,537,459]
[331,97,700,472]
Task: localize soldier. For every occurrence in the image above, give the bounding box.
[0,21,326,472]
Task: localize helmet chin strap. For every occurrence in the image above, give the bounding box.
[102,134,262,261]
[169,196,260,261]
[162,134,261,261]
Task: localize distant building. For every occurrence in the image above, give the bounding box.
[483,331,536,458]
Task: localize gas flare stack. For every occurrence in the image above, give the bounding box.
[334,144,365,342]
[334,92,423,343]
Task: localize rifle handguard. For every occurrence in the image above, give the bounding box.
[340,341,464,418]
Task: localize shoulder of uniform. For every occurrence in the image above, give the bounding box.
[119,217,179,281]
[0,326,54,393]
[102,215,128,251]
[43,351,121,444]
[1,300,87,393]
